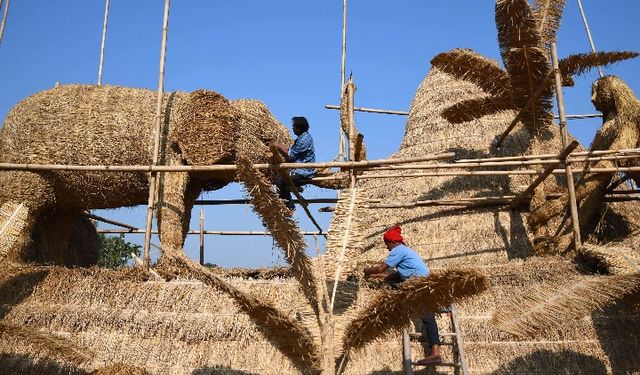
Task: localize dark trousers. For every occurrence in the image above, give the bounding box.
[275,174,306,208]
[421,313,441,346]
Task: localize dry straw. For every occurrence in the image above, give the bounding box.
[341,269,488,353]
[491,273,640,337]
[90,363,152,375]
[575,243,640,275]
[0,202,27,258]
[532,0,565,44]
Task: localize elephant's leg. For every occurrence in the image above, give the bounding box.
[156,170,190,257]
[33,210,98,266]
[0,171,55,262]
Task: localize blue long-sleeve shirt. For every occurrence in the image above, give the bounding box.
[288,131,316,178]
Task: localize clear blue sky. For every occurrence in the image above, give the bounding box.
[1,1,638,267]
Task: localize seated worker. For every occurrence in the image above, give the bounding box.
[270,116,316,210]
[363,225,442,366]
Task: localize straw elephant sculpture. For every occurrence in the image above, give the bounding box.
[0,84,293,265]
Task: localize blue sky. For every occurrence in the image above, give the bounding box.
[1,1,639,267]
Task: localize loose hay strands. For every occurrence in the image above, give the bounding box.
[341,269,488,353]
[576,244,640,275]
[0,202,27,257]
[491,274,640,337]
[533,0,566,44]
[559,51,639,86]
[431,49,512,96]
[496,0,541,63]
[155,254,320,370]
[235,156,321,317]
[90,363,152,375]
[442,94,515,124]
[0,322,92,365]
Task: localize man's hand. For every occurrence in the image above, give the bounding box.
[363,262,389,278]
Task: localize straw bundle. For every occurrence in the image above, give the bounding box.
[532,0,565,44]
[341,269,488,353]
[235,155,320,316]
[496,0,541,64]
[559,51,639,86]
[491,273,640,337]
[0,202,27,258]
[90,363,152,375]
[155,254,320,371]
[576,243,640,275]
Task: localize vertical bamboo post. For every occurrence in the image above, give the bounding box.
[199,208,205,265]
[576,0,603,78]
[97,0,110,85]
[337,0,348,162]
[143,0,171,269]
[347,79,356,162]
[0,0,9,45]
[551,41,582,249]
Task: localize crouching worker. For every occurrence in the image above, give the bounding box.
[270,116,316,210]
[363,225,442,366]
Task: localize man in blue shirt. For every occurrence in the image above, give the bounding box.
[363,225,442,365]
[271,116,316,210]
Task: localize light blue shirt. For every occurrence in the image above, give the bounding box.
[288,131,316,178]
[385,244,429,280]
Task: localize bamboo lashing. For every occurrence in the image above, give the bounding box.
[511,140,579,208]
[551,41,582,248]
[576,0,603,78]
[143,0,171,269]
[270,146,326,237]
[493,70,555,148]
[0,0,8,45]
[97,0,110,85]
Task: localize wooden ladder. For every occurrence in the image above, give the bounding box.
[402,304,469,375]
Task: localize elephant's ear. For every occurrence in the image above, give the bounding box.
[171,90,239,165]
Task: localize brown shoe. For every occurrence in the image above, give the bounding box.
[414,355,442,366]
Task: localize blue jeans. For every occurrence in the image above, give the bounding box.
[421,313,441,346]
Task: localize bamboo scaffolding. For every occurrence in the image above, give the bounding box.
[511,140,579,208]
[195,198,338,205]
[457,148,640,163]
[552,41,582,248]
[271,146,326,237]
[356,166,640,179]
[98,229,325,236]
[576,0,603,77]
[199,208,204,266]
[143,0,171,269]
[0,0,8,45]
[83,213,137,230]
[97,0,110,85]
[336,0,348,162]
[493,71,555,148]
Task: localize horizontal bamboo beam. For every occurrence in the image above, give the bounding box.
[195,198,338,205]
[0,152,455,173]
[457,148,640,163]
[555,113,602,120]
[325,104,409,116]
[97,229,325,236]
[511,140,579,208]
[84,213,137,230]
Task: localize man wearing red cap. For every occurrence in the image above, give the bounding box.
[363,225,442,365]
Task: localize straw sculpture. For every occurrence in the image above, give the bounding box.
[576,243,640,275]
[529,76,640,254]
[235,155,321,317]
[340,81,367,161]
[0,84,291,265]
[0,202,27,258]
[154,253,320,371]
[90,363,152,375]
[432,0,637,136]
[341,269,488,353]
[491,273,640,337]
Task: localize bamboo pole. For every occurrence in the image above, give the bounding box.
[510,140,579,208]
[143,0,171,270]
[0,0,9,45]
[325,104,409,116]
[357,166,640,179]
[556,113,602,120]
[336,0,348,162]
[98,229,326,236]
[552,41,581,249]
[271,146,326,237]
[83,213,137,230]
[347,79,356,161]
[199,208,204,265]
[195,198,338,205]
[493,70,555,148]
[97,0,110,85]
[576,0,603,77]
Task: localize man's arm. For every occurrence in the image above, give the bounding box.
[364,262,389,277]
[269,142,291,161]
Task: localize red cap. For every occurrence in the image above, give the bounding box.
[383,226,404,243]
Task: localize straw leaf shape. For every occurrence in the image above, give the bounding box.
[532,0,566,44]
[559,51,640,86]
[431,49,512,96]
[341,269,488,353]
[441,95,516,124]
[0,202,28,258]
[496,0,541,64]
[155,253,320,370]
[0,322,92,365]
[576,244,640,275]
[492,274,640,337]
[235,155,321,316]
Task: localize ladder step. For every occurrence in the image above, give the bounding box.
[412,361,461,367]
[408,332,457,340]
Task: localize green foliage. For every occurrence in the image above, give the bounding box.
[97,233,141,269]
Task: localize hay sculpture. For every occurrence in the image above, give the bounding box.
[341,269,488,353]
[529,76,640,254]
[491,273,640,337]
[0,202,28,258]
